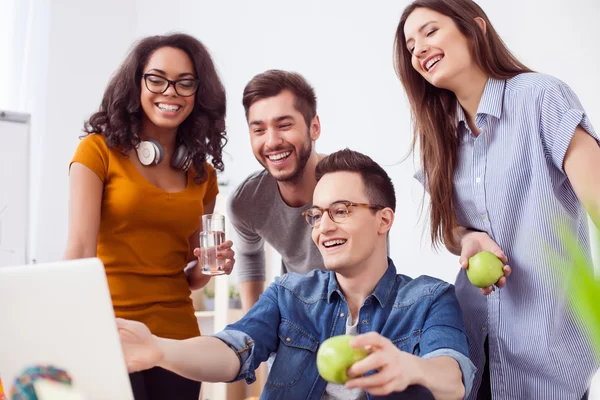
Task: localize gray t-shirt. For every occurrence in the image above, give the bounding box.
[322,313,368,400]
[227,170,325,282]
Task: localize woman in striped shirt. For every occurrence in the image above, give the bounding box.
[395,0,600,399]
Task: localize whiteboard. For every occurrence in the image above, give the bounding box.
[0,110,30,267]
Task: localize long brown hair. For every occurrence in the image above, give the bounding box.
[84,33,227,183]
[394,0,531,248]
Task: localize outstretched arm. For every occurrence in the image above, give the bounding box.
[118,279,282,384]
[117,318,240,383]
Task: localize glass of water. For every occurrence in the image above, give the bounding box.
[202,213,225,235]
[199,213,226,275]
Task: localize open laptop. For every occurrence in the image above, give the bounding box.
[0,258,134,399]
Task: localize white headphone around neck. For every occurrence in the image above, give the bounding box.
[135,138,193,171]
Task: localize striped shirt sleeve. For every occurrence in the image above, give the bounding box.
[539,79,599,173]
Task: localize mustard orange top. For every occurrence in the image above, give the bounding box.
[70,134,218,339]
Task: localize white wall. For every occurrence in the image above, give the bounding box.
[0,0,16,105]
[33,0,137,262]
[33,0,599,286]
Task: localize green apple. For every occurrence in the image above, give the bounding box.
[316,334,368,384]
[467,251,504,288]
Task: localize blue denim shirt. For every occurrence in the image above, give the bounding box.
[213,259,475,399]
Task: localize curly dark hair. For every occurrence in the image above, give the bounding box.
[83,33,227,183]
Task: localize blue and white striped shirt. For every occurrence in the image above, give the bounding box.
[420,73,599,399]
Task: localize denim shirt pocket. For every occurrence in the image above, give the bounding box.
[265,319,319,388]
[392,330,420,354]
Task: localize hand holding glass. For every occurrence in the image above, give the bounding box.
[199,214,226,276]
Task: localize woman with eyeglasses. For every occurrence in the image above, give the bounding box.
[396,0,600,399]
[64,33,235,400]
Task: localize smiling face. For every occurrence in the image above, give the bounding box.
[140,46,196,131]
[310,171,384,272]
[403,7,478,91]
[247,90,319,182]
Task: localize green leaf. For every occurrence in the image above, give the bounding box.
[560,227,600,358]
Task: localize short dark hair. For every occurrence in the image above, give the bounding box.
[242,69,317,127]
[316,149,396,212]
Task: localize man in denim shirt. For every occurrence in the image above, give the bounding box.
[117,149,476,399]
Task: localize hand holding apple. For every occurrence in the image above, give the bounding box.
[459,231,511,295]
[467,251,505,288]
[343,332,418,396]
[316,334,368,384]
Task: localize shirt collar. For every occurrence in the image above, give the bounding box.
[327,258,397,308]
[456,77,506,128]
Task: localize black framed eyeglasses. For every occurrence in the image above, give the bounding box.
[142,73,200,97]
[302,201,385,228]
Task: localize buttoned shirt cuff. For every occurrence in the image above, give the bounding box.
[422,348,476,399]
[211,329,257,384]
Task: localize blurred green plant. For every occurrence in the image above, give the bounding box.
[203,287,215,299]
[229,284,240,299]
[560,223,600,358]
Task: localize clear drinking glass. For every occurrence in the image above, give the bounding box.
[199,213,226,276]
[199,230,226,276]
[202,214,226,235]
